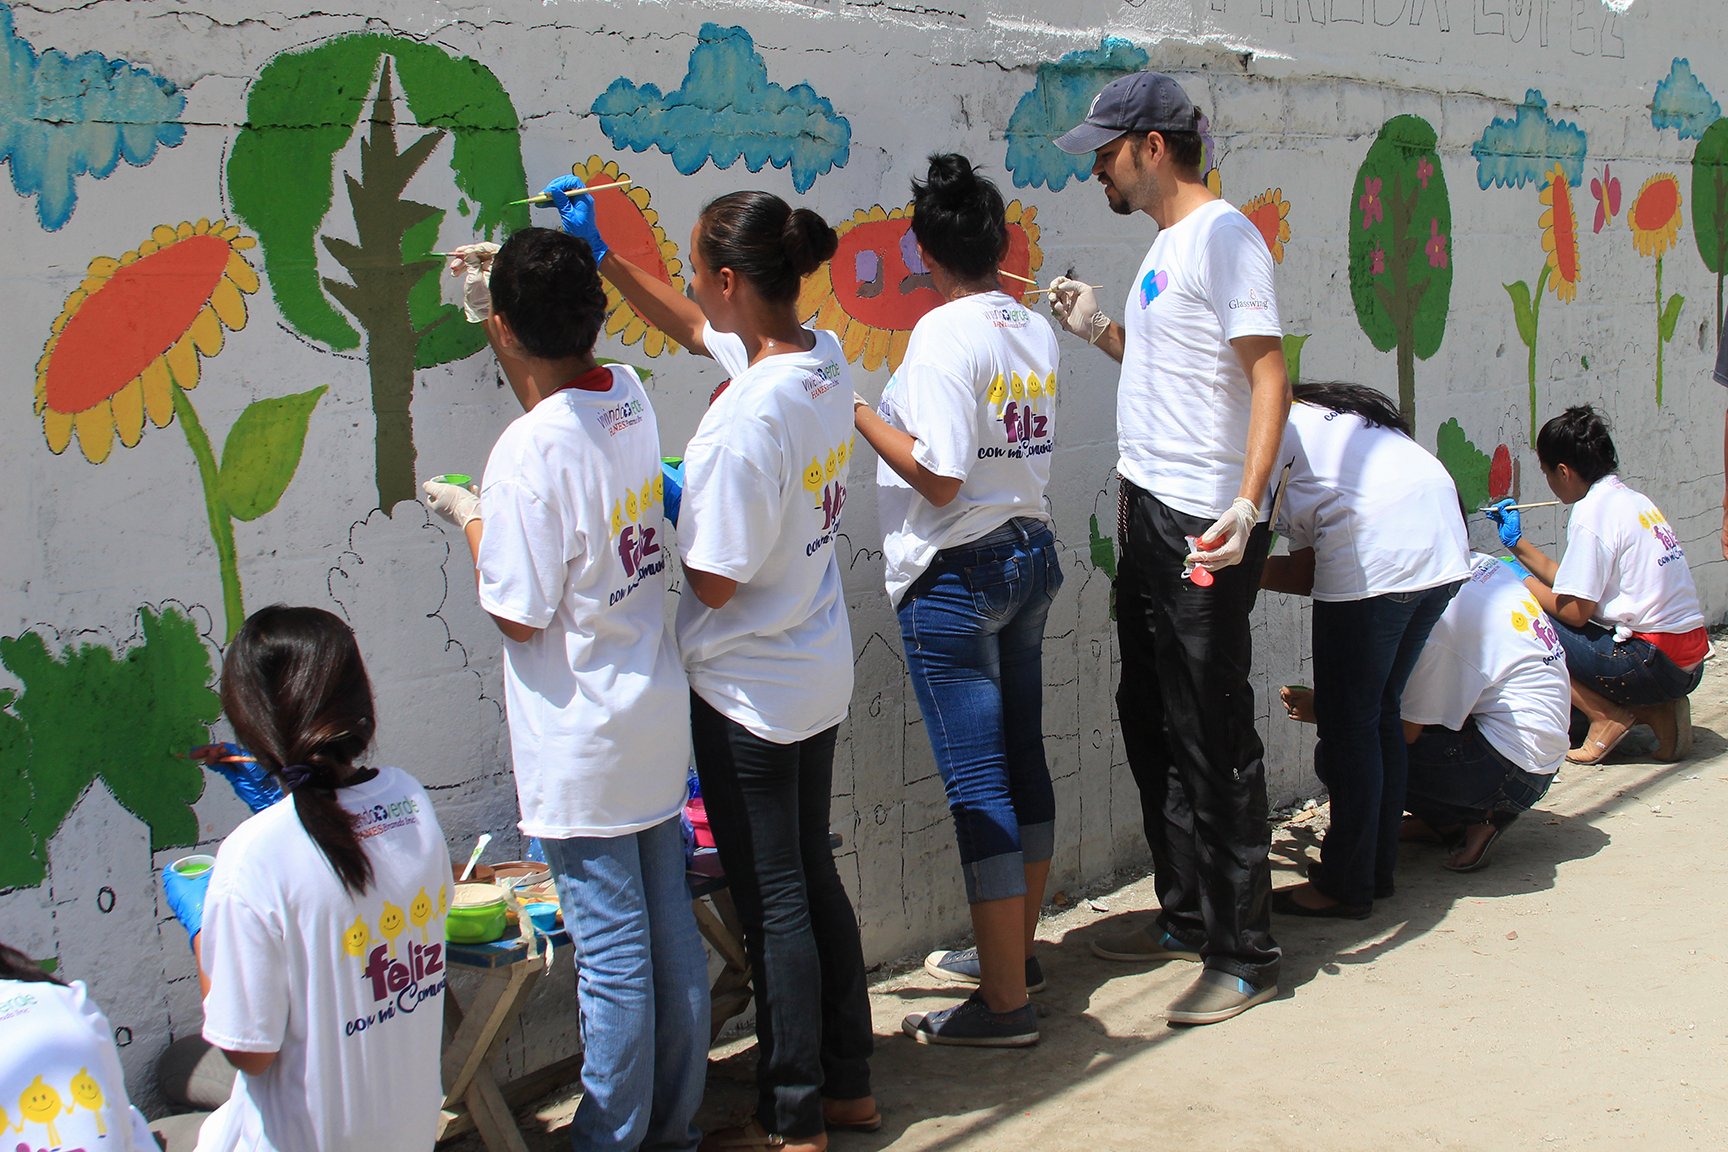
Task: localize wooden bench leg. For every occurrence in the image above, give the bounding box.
[466,1067,531,1152]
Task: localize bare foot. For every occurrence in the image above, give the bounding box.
[1443,822,1499,870]
[1280,685,1316,723]
[1400,815,1459,844]
[1566,708,1634,764]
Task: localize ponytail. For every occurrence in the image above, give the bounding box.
[1291,381,1412,438]
[220,606,377,896]
[696,191,838,304]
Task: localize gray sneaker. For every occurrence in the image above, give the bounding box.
[1090,925,1201,963]
[1164,969,1276,1025]
[903,991,1039,1047]
[923,947,1046,993]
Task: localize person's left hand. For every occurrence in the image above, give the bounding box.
[1485,498,1522,549]
[446,242,500,323]
[1498,555,1533,580]
[1188,497,1260,570]
[423,478,481,529]
[163,866,211,945]
[538,177,610,264]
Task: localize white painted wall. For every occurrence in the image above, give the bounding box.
[0,0,1720,1114]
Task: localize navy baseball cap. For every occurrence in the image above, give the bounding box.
[1054,72,1201,155]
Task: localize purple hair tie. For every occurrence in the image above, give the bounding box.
[279,764,316,791]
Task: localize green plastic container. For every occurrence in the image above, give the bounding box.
[446,883,507,944]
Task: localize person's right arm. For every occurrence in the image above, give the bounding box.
[198,880,284,1075]
[1046,279,1124,362]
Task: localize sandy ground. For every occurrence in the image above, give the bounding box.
[464,661,1728,1151]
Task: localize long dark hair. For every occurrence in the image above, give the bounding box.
[1292,381,1412,438]
[910,153,1008,280]
[696,191,838,304]
[1536,404,1618,484]
[221,606,377,896]
[0,941,63,985]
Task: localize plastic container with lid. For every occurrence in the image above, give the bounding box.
[446,883,508,944]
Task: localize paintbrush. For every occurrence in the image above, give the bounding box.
[1478,500,1560,511]
[512,178,634,206]
[999,268,1105,291]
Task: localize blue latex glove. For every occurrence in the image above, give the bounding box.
[1498,555,1533,580]
[1484,498,1522,549]
[194,743,283,813]
[661,459,685,527]
[162,867,211,945]
[539,176,610,264]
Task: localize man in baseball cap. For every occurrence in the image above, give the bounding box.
[1046,72,1292,1024]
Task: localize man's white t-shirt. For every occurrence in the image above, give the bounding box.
[1118,197,1283,520]
[1402,554,1571,775]
[1273,402,1471,601]
[0,978,156,1152]
[478,365,690,838]
[197,767,452,1152]
[1551,474,1705,636]
[677,324,855,743]
[875,291,1059,607]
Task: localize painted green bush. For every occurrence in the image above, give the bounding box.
[1694,118,1728,342]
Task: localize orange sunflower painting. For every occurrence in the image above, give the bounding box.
[572,155,684,357]
[1538,162,1580,302]
[1241,189,1292,264]
[1627,173,1686,405]
[799,201,1043,372]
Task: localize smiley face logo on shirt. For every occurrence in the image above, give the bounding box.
[19,1075,65,1145]
[803,456,826,494]
[1140,268,1170,308]
[69,1068,106,1135]
[987,375,1007,409]
[410,888,435,942]
[343,914,374,959]
[625,488,639,522]
[379,901,406,958]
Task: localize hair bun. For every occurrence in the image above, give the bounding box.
[782,207,839,277]
[921,153,981,203]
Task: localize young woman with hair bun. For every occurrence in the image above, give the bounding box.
[851,153,1062,1048]
[190,605,451,1152]
[545,182,876,1149]
[1490,404,1708,764]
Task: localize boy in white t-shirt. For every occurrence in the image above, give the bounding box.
[1046,71,1290,1025]
[422,227,706,1152]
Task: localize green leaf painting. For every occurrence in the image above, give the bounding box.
[1281,333,1310,386]
[1435,418,1491,514]
[229,36,528,513]
[1348,116,1453,426]
[0,608,219,891]
[1693,118,1728,342]
[218,387,328,522]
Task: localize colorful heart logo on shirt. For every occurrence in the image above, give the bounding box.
[1139,268,1169,309]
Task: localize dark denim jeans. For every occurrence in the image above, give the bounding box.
[688,694,873,1139]
[1115,482,1280,989]
[1404,719,1554,828]
[1553,619,1705,707]
[1310,581,1462,905]
[898,517,1062,904]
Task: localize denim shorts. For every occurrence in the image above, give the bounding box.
[1553,619,1704,707]
[899,517,1062,903]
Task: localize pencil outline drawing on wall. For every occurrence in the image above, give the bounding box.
[0,1,186,230]
[591,22,850,194]
[1348,114,1452,427]
[1003,37,1150,192]
[229,36,529,513]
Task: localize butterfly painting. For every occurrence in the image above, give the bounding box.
[1590,164,1621,234]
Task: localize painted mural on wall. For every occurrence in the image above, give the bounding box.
[572,156,686,358]
[35,219,322,644]
[1694,120,1728,342]
[0,2,185,231]
[1348,115,1451,427]
[229,38,528,513]
[591,22,850,195]
[1003,38,1149,192]
[0,607,216,890]
[798,201,1043,371]
[1628,172,1686,405]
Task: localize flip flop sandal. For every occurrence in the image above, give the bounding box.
[1442,812,1517,874]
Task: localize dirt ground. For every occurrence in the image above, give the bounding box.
[468,661,1728,1151]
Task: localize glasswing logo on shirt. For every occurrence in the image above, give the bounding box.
[607,468,667,602]
[1639,508,1680,556]
[984,371,1054,457]
[1228,289,1271,312]
[803,361,842,398]
[1510,596,1562,658]
[1139,268,1169,308]
[595,397,647,437]
[345,888,446,1037]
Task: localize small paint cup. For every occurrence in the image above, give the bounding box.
[170,854,216,878]
[432,473,472,486]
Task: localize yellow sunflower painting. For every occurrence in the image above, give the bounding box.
[799,201,1043,373]
[1538,161,1580,302]
[1241,188,1292,264]
[1627,173,1687,405]
[572,155,684,357]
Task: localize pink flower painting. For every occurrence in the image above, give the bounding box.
[1359,177,1383,229]
[1425,218,1449,269]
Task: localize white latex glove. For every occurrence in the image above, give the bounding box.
[1187,497,1260,571]
[422,478,481,529]
[447,242,501,323]
[1046,276,1110,344]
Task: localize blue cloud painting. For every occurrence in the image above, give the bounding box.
[1652,58,1720,140]
[1003,38,1150,191]
[0,2,186,230]
[591,23,849,194]
[1471,89,1588,190]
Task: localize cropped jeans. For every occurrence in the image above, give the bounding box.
[540,817,709,1152]
[897,516,1062,904]
[1404,719,1555,828]
[1553,619,1705,707]
[1309,581,1462,905]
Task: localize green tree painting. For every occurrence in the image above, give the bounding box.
[1348,116,1453,426]
[229,37,528,513]
[1694,118,1728,343]
[0,607,218,890]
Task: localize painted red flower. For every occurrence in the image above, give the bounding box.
[1425,218,1449,269]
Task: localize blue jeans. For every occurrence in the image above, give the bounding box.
[1553,619,1704,707]
[899,517,1062,904]
[1404,719,1554,828]
[540,817,709,1152]
[1310,582,1462,905]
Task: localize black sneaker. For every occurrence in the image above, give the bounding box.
[903,991,1039,1047]
[922,947,1046,993]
